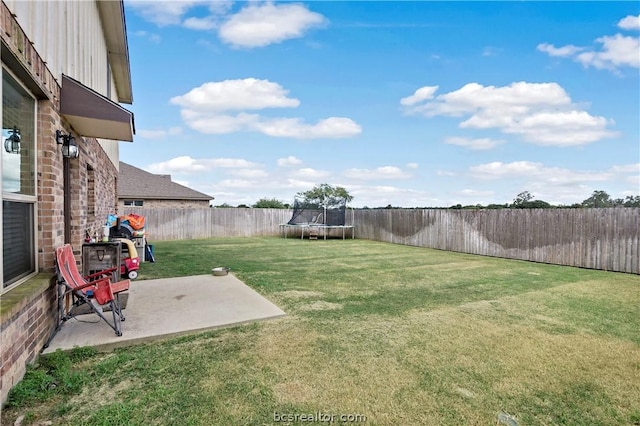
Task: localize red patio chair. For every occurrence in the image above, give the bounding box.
[55,244,130,336]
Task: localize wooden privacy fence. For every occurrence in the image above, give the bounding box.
[353,208,639,274]
[125,207,292,240]
[123,207,639,274]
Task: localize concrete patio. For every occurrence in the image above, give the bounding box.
[43,273,286,353]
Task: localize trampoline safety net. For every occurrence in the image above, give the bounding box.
[287,199,347,226]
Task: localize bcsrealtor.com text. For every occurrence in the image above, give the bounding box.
[273,412,367,423]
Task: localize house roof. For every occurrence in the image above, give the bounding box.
[118,162,214,201]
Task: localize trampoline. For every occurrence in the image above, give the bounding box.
[280,198,354,240]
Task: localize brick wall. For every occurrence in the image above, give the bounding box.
[1,2,119,406]
[118,199,210,210]
[0,276,57,405]
[37,99,66,273]
[70,139,119,249]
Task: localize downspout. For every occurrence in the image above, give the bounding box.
[63,157,71,243]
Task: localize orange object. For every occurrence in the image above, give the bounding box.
[124,213,145,230]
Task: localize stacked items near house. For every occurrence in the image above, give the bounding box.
[106,213,146,239]
[105,213,155,277]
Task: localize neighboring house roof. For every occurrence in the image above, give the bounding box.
[118,162,214,201]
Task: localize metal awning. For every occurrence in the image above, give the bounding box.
[60,74,135,142]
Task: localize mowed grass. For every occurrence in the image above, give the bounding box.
[3,237,639,425]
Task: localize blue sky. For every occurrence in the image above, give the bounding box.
[121,1,640,208]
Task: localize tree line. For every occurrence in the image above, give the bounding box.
[442,190,640,210]
[213,186,640,209]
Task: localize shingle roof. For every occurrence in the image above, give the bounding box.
[118,162,214,201]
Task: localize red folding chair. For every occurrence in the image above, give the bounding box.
[55,244,130,336]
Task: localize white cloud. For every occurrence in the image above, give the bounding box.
[536,43,584,57]
[147,156,207,174]
[348,184,434,208]
[172,79,361,139]
[610,163,640,188]
[455,189,495,197]
[228,169,269,179]
[436,170,456,177]
[402,81,616,146]
[609,163,640,173]
[183,15,218,30]
[618,14,640,31]
[134,30,161,43]
[627,175,640,186]
[181,112,260,134]
[277,156,303,167]
[445,137,504,150]
[127,1,204,26]
[575,34,640,70]
[128,0,232,29]
[343,166,412,180]
[285,178,318,190]
[170,79,300,112]
[469,161,613,185]
[406,163,419,169]
[218,2,327,48]
[147,156,259,174]
[254,117,361,139]
[400,86,438,106]
[470,161,542,179]
[538,16,640,71]
[460,160,634,205]
[216,179,258,189]
[137,127,182,139]
[204,158,260,168]
[290,168,332,180]
[497,110,616,146]
[130,1,325,48]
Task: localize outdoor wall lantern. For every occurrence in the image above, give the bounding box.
[56,130,79,159]
[4,126,21,154]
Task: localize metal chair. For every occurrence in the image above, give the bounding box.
[55,244,130,336]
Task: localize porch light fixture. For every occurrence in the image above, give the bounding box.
[4,126,21,154]
[56,130,79,159]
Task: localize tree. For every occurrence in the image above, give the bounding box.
[510,191,552,209]
[526,200,552,208]
[296,183,353,207]
[253,198,287,208]
[623,195,640,207]
[511,191,533,208]
[581,190,613,208]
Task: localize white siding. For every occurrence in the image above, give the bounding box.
[5,0,125,166]
[98,139,119,168]
[4,0,114,101]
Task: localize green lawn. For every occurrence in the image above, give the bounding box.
[3,237,639,425]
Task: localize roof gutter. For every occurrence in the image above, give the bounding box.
[96,0,133,104]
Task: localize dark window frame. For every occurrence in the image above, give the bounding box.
[1,66,38,291]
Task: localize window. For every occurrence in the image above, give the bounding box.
[123,200,143,207]
[3,201,34,283]
[2,68,37,288]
